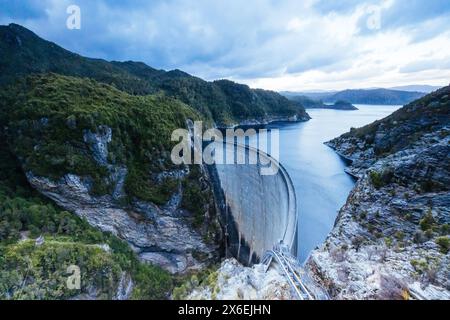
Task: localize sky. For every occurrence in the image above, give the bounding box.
[1,0,450,91]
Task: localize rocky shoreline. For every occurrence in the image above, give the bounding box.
[306,86,450,299]
[220,113,311,129]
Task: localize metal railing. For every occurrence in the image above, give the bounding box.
[262,243,318,300]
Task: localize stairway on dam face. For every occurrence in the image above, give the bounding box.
[208,141,298,266]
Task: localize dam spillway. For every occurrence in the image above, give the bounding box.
[209,141,297,265]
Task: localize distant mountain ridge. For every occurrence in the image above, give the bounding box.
[327,88,426,105]
[0,23,309,126]
[389,85,443,93]
[282,87,432,105]
[288,95,358,110]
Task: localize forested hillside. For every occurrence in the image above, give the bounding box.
[0,23,309,126]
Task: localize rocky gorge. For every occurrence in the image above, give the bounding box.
[0,23,313,299]
[182,86,450,301]
[0,22,448,301]
[306,86,450,299]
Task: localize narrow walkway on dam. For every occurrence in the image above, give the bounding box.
[262,243,329,300]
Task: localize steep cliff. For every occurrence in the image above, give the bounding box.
[0,74,222,274]
[307,86,450,299]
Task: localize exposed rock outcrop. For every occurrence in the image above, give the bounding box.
[26,172,217,274]
[186,258,296,300]
[307,86,450,300]
[24,125,221,274]
[71,271,134,300]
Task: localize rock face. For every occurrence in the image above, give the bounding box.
[187,258,296,300]
[72,271,134,300]
[26,171,218,274]
[25,125,221,274]
[307,86,450,300]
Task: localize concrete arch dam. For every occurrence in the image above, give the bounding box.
[208,141,297,266]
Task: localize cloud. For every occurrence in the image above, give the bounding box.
[0,0,449,90]
[0,0,47,20]
[400,57,450,73]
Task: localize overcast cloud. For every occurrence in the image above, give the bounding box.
[1,0,449,90]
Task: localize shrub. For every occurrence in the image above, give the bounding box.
[435,237,450,254]
[413,231,427,244]
[360,211,367,220]
[410,259,428,274]
[419,210,435,231]
[384,237,393,248]
[369,171,384,189]
[377,275,409,300]
[0,240,122,300]
[130,263,173,300]
[352,236,365,251]
[441,224,450,235]
[394,231,405,241]
[369,168,394,189]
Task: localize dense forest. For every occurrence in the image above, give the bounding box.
[0,23,309,126]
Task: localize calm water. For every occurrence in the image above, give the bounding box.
[248,105,402,262]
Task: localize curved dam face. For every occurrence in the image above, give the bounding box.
[208,141,297,265]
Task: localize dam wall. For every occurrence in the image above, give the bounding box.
[209,141,297,265]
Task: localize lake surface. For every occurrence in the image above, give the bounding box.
[248,105,402,262]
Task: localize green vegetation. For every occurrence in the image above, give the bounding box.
[288,95,326,108]
[368,167,394,189]
[435,237,450,254]
[130,263,173,300]
[0,23,309,126]
[181,166,209,228]
[0,73,200,203]
[410,259,428,274]
[172,266,219,300]
[0,240,122,300]
[0,62,224,300]
[332,100,358,110]
[360,211,367,220]
[0,169,172,300]
[0,23,314,300]
[394,231,405,241]
[0,24,157,95]
[287,95,357,110]
[419,210,436,232]
[0,93,173,300]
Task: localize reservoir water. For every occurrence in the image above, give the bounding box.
[247,105,401,262]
